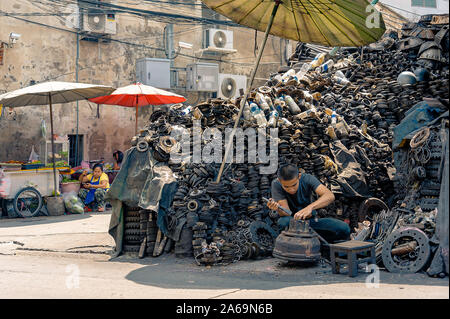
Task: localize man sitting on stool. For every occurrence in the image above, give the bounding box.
[266,164,350,244]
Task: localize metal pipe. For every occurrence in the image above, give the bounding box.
[74,31,80,166]
[215,0,281,183]
[49,93,58,195]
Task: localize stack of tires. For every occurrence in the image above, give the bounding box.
[122,207,141,253]
[145,210,158,255]
[190,222,208,257]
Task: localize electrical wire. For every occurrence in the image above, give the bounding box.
[1,11,277,85]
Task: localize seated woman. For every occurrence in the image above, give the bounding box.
[78,163,110,212]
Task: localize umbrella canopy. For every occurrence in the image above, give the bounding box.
[89,83,186,106]
[0,81,115,107]
[202,0,386,47]
[0,81,115,196]
[89,83,187,133]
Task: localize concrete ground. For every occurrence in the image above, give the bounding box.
[0,212,448,299]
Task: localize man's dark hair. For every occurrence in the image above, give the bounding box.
[93,163,104,172]
[113,150,123,164]
[277,164,299,181]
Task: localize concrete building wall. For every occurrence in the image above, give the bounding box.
[0,0,292,164]
[379,0,449,21]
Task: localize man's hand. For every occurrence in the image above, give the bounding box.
[266,198,279,211]
[294,206,313,220]
[84,183,91,189]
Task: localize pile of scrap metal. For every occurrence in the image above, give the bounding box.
[114,15,448,275]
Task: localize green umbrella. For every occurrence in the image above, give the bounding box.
[203,0,385,47]
[203,0,386,182]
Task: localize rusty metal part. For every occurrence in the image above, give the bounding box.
[159,135,180,154]
[136,140,149,152]
[381,227,430,273]
[391,241,417,256]
[358,198,389,222]
[187,200,199,212]
[272,219,321,262]
[410,127,430,149]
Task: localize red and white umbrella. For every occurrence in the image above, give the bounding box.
[89,82,186,133]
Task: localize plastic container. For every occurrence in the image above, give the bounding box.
[280,118,292,126]
[295,63,311,81]
[274,98,284,113]
[21,163,45,170]
[268,110,279,127]
[333,70,350,85]
[181,105,192,116]
[316,59,335,73]
[331,110,337,125]
[283,95,301,115]
[294,109,315,121]
[310,52,327,68]
[255,92,270,113]
[264,95,274,109]
[303,91,313,102]
[281,69,296,83]
[243,101,252,121]
[249,103,267,127]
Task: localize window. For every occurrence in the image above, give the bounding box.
[411,0,437,8]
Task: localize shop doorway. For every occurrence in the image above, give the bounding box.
[68,134,84,167]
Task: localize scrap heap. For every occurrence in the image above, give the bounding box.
[121,15,448,275]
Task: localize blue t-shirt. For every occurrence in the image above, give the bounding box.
[271,173,321,214]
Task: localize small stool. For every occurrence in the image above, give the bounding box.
[330,240,376,277]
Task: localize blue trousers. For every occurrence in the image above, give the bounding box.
[278,216,350,243]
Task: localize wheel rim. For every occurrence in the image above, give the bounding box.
[14,188,42,217]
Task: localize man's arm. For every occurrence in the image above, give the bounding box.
[267,180,291,217]
[267,198,291,217]
[294,184,335,220]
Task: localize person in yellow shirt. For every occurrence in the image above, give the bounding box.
[78,163,110,212]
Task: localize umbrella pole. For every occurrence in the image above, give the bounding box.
[135,105,138,135]
[215,0,281,183]
[49,93,58,196]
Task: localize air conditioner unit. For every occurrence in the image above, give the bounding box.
[203,29,233,50]
[82,10,116,35]
[186,63,219,92]
[218,74,247,100]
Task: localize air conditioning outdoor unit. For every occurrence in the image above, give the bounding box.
[203,29,233,50]
[218,74,247,100]
[82,10,116,35]
[186,63,219,92]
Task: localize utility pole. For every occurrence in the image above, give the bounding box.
[74,31,80,166]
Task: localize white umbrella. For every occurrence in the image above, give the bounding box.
[0,81,115,195]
